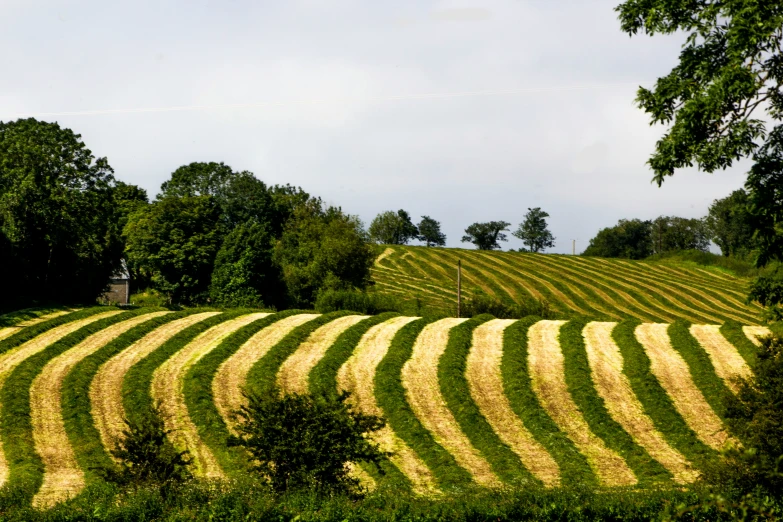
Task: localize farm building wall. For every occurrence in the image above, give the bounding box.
[103,279,129,305]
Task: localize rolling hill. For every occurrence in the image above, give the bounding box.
[371,246,763,324]
[0,307,771,507]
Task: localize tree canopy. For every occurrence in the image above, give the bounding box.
[513,207,555,253]
[461,221,510,250]
[582,219,653,259]
[705,189,756,257]
[650,216,710,254]
[368,210,419,245]
[417,216,446,247]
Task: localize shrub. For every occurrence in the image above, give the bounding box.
[129,290,169,307]
[461,291,555,319]
[227,390,386,495]
[314,288,404,315]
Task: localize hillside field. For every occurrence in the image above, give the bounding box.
[371,246,763,324]
[0,307,771,508]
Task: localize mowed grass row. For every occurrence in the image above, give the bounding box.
[0,307,771,508]
[371,246,763,324]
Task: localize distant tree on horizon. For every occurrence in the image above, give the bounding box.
[582,219,653,259]
[417,216,446,247]
[706,189,755,258]
[368,210,419,245]
[461,221,510,250]
[513,208,555,253]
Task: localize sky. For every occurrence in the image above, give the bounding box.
[0,0,751,253]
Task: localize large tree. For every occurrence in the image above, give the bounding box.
[650,216,710,254]
[417,216,446,247]
[616,0,783,264]
[513,207,556,253]
[583,218,653,259]
[0,118,126,305]
[461,221,510,250]
[706,189,756,257]
[124,196,224,305]
[368,210,419,245]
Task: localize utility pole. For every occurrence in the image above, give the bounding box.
[457,259,462,318]
[572,239,576,255]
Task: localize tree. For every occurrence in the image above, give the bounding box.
[461,221,510,250]
[0,118,124,306]
[124,196,224,305]
[583,219,653,259]
[417,216,446,247]
[228,390,386,494]
[210,221,284,308]
[368,210,419,245]
[274,202,374,307]
[651,216,710,254]
[705,189,756,257]
[512,208,556,253]
[615,0,783,264]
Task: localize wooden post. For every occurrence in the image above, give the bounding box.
[572,239,575,256]
[457,259,462,318]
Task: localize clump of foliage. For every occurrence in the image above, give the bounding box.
[748,264,783,322]
[650,216,710,254]
[461,221,510,250]
[461,291,555,319]
[368,210,419,245]
[96,406,191,488]
[417,215,446,247]
[314,288,404,315]
[513,207,555,253]
[228,390,387,495]
[706,189,756,259]
[583,218,653,259]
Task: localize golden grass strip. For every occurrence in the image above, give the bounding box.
[583,322,697,484]
[743,326,772,347]
[89,312,221,457]
[375,247,395,267]
[336,316,438,495]
[213,314,320,433]
[401,318,502,488]
[31,312,170,508]
[0,310,121,488]
[0,310,77,343]
[527,320,637,487]
[689,325,752,394]
[466,319,560,487]
[151,313,270,480]
[277,315,369,395]
[635,324,729,450]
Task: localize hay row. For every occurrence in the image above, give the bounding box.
[278,315,369,395]
[688,325,751,394]
[634,324,729,450]
[213,314,319,433]
[151,313,270,480]
[743,326,771,347]
[527,320,637,487]
[90,311,221,457]
[337,316,437,495]
[401,318,501,488]
[582,322,697,484]
[0,310,122,489]
[466,319,560,487]
[31,312,170,508]
[0,311,77,343]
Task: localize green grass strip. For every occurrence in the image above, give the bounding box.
[62,308,185,483]
[558,319,671,485]
[0,307,73,328]
[720,321,761,368]
[308,313,398,401]
[611,320,717,471]
[181,310,293,477]
[1,308,135,501]
[667,322,732,419]
[0,307,113,354]
[501,317,596,487]
[375,316,475,491]
[121,311,244,427]
[421,248,516,305]
[438,314,537,486]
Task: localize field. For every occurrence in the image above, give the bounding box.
[0,305,770,509]
[371,246,763,324]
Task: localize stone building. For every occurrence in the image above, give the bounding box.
[103,263,130,305]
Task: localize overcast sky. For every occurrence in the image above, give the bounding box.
[1,0,750,253]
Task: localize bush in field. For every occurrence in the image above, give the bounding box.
[462,291,555,319]
[315,288,404,315]
[228,390,386,495]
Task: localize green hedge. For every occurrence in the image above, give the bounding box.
[611,320,716,471]
[438,314,536,486]
[1,308,137,502]
[375,317,474,491]
[558,319,670,485]
[501,317,596,487]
